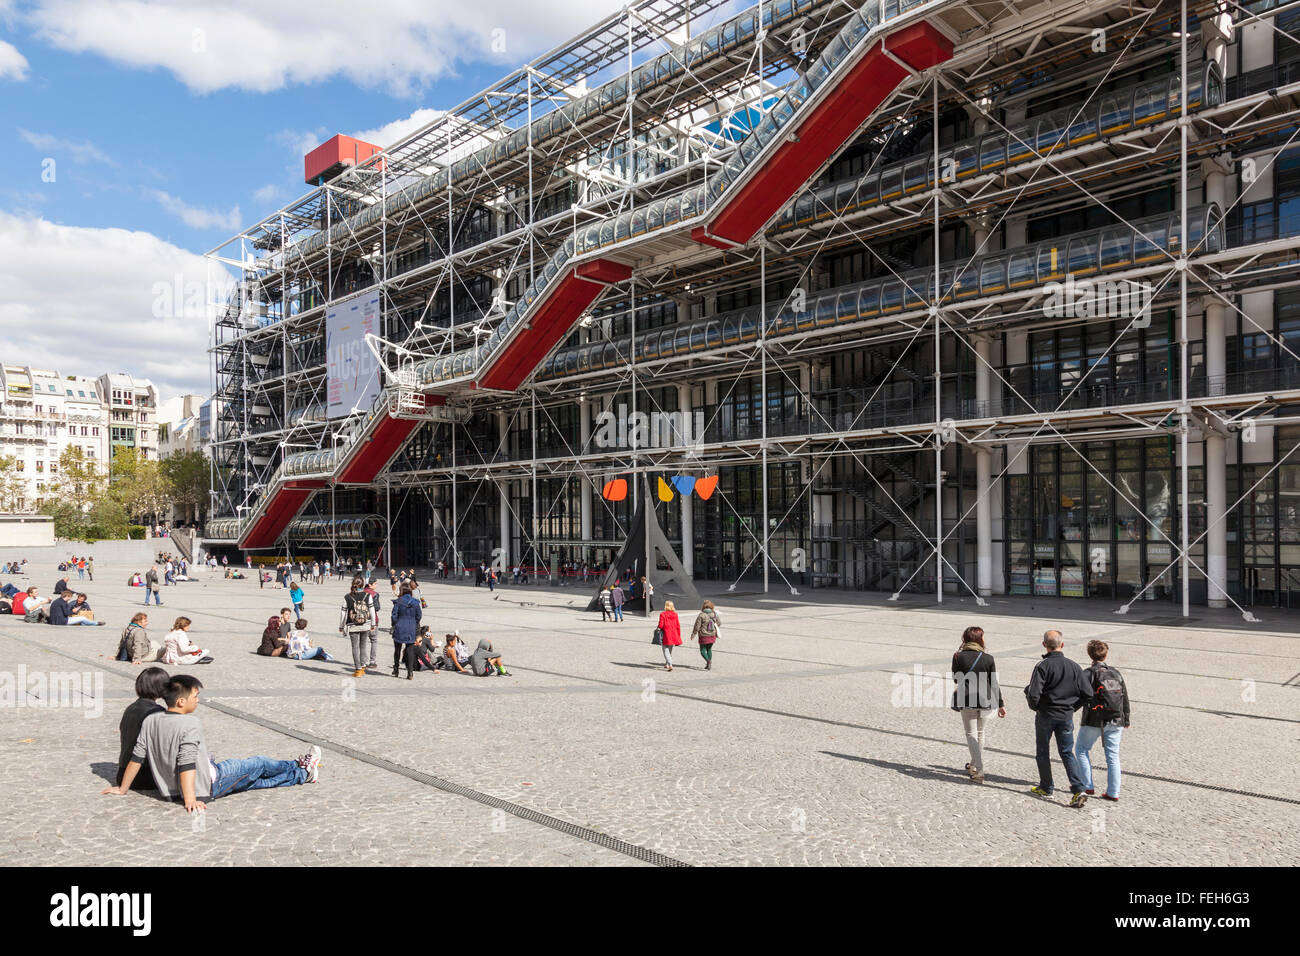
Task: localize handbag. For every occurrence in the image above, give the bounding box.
[950,651,983,712]
[651,627,663,645]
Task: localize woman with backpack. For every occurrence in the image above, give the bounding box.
[1074,640,1130,802]
[689,600,722,670]
[656,600,682,672]
[390,583,422,679]
[339,577,377,678]
[951,626,1005,784]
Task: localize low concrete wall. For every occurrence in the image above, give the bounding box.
[0,515,55,549]
[0,537,161,570]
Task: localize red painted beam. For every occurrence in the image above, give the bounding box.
[575,259,633,283]
[239,486,316,549]
[337,416,423,484]
[704,21,952,246]
[476,264,628,391]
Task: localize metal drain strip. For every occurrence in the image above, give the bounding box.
[203,699,690,867]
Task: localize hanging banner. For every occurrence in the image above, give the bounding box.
[326,288,382,420]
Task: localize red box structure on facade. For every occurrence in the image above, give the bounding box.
[304,135,385,186]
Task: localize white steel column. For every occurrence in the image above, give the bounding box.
[1205,297,1228,607]
[974,335,992,597]
[1204,159,1228,608]
[678,382,694,578]
[497,410,510,567]
[579,396,593,561]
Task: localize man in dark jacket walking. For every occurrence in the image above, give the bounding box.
[1025,629,1093,806]
[1075,639,1131,802]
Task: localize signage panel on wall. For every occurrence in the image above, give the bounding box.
[326,289,381,420]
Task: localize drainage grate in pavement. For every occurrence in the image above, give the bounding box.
[204,700,691,867]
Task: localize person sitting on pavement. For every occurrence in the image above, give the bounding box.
[103,675,321,809]
[412,625,441,672]
[162,617,211,665]
[13,586,46,621]
[257,609,292,657]
[442,631,473,674]
[67,592,100,624]
[470,637,510,677]
[117,612,162,662]
[114,666,170,792]
[286,618,334,662]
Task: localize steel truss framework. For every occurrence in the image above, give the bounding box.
[208,0,1300,619]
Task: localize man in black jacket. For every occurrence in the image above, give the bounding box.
[1025,629,1093,806]
[1075,639,1131,802]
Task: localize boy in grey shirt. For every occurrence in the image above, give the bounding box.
[102,675,321,812]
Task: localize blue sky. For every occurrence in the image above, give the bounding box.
[0,0,664,398]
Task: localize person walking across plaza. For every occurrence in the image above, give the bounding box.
[950,626,1005,784]
[689,599,721,670]
[1075,639,1131,802]
[144,564,163,606]
[1025,629,1093,807]
[339,576,378,679]
[289,579,306,621]
[611,580,625,622]
[390,583,422,679]
[599,584,613,622]
[363,578,383,668]
[656,599,681,671]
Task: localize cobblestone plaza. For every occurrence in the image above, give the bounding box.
[1,560,1296,867]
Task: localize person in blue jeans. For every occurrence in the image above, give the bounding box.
[103,675,320,811]
[289,580,305,620]
[1075,639,1131,802]
[1024,629,1094,808]
[611,582,625,622]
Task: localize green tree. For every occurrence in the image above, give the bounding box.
[0,454,30,513]
[161,450,210,522]
[41,446,110,538]
[110,446,173,527]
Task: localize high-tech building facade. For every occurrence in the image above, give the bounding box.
[207,0,1300,616]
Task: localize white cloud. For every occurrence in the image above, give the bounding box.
[352,109,446,150]
[25,0,627,94]
[17,128,115,165]
[0,210,235,397]
[149,189,241,231]
[253,183,283,203]
[0,38,27,80]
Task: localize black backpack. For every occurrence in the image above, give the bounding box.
[1087,664,1125,721]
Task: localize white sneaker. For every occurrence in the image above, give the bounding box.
[299,745,322,783]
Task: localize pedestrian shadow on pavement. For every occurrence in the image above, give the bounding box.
[822,752,1027,789]
[609,661,695,671]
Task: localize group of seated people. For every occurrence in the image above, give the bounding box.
[116,613,214,664]
[255,608,334,662]
[2,560,25,575]
[1,583,102,625]
[412,628,509,676]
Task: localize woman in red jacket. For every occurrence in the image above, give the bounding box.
[657,600,682,671]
